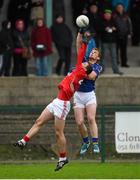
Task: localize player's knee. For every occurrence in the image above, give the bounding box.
[76,119,84,126]
[87,116,95,125]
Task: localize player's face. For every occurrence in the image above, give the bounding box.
[89,49,99,62]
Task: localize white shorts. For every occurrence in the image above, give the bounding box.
[46,98,71,120]
[73,91,97,108]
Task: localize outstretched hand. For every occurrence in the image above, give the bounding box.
[79,27,89,34]
[82,31,92,44]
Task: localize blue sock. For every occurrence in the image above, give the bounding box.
[92,137,98,143]
[83,137,89,143]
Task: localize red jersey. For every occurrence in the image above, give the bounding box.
[57,43,87,101]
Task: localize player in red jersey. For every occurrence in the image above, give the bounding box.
[14,32,100,171]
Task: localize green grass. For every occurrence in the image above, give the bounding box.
[0,162,140,179]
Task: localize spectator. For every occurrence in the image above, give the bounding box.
[100,9,123,74]
[112,0,130,11]
[0,20,13,76]
[12,19,30,76]
[129,0,140,46]
[7,0,31,29]
[87,2,102,47]
[30,0,44,26]
[31,18,53,76]
[113,3,132,67]
[51,15,73,76]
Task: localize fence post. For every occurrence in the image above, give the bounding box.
[44,0,52,28]
[100,105,106,163]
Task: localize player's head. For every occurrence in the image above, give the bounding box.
[89,48,101,63]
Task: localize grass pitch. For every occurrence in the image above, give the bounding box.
[0,162,140,179]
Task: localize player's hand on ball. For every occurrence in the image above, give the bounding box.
[79,27,88,34]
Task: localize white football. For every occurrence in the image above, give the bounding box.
[76,15,89,28]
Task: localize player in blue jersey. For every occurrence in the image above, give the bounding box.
[73,30,102,155]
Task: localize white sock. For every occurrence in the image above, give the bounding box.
[20,139,26,146]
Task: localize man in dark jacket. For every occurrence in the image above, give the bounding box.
[51,15,73,76]
[87,2,102,47]
[0,20,13,76]
[100,9,122,74]
[113,3,132,67]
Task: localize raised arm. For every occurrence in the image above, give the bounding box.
[75,31,87,67]
[76,32,83,53]
[76,42,87,67]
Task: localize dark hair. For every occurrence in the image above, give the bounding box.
[89,2,98,7]
[115,2,124,7]
[55,14,64,19]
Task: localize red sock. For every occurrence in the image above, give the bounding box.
[59,152,66,158]
[23,135,30,142]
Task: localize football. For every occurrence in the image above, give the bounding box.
[76,15,89,28]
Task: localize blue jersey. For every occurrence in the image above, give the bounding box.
[77,37,102,92]
[78,63,102,92]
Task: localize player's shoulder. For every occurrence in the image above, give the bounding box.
[92,63,102,74]
[92,63,102,69]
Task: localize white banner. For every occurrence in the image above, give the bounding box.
[115,112,140,153]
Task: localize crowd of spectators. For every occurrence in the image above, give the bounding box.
[72,0,140,74]
[0,0,71,76]
[0,0,140,76]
